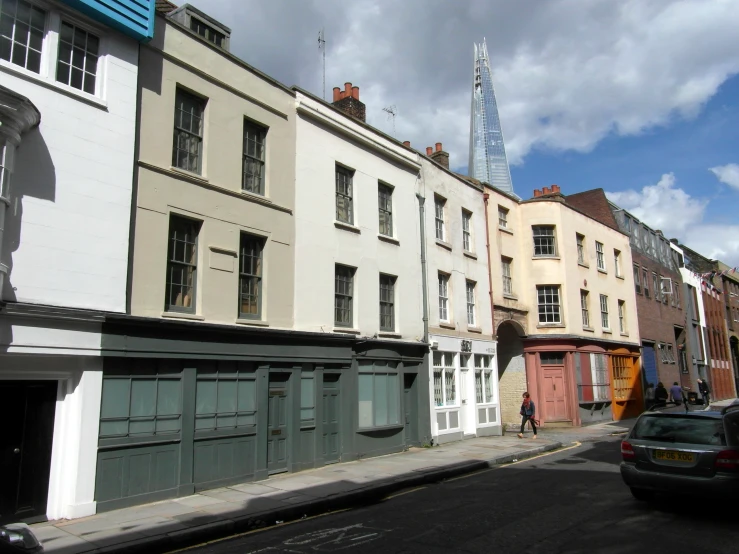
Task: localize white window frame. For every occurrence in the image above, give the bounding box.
[474,354,495,405]
[438,272,450,323]
[590,353,611,401]
[618,300,626,333]
[581,290,590,328]
[533,225,557,257]
[596,241,606,271]
[600,294,610,329]
[501,257,513,296]
[576,233,585,265]
[0,2,107,101]
[433,351,457,407]
[434,195,446,242]
[462,209,472,252]
[614,249,622,277]
[466,280,476,327]
[498,206,508,229]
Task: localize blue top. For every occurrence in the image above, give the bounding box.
[669,385,683,402]
[520,400,536,417]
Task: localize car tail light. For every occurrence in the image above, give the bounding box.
[621,440,636,461]
[715,450,739,471]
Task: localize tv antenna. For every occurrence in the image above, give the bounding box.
[383,105,397,136]
[318,29,326,100]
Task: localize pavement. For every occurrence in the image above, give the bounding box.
[23,408,708,554]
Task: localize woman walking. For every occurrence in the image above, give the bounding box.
[518,392,538,439]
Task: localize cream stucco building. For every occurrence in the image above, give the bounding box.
[486,185,642,428]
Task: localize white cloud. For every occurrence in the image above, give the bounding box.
[709,163,739,190]
[606,174,739,267]
[191,0,739,169]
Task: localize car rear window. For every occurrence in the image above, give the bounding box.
[632,415,726,446]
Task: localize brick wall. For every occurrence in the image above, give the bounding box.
[331,96,366,122]
[496,321,527,429]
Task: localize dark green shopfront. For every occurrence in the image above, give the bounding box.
[96,316,430,511]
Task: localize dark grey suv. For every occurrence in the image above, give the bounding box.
[620,405,739,500]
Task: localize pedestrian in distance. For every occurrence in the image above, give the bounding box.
[697,378,711,407]
[669,381,683,405]
[518,392,538,439]
[654,382,669,408]
[645,382,655,410]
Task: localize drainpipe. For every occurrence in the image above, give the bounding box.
[482,191,496,336]
[416,192,429,343]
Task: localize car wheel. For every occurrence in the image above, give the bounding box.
[630,487,655,501]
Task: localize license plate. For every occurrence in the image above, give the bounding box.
[654,450,695,463]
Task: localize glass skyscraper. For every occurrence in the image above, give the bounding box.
[469,39,514,195]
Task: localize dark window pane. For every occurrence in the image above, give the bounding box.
[72,46,84,69]
[28,26,41,50]
[86,33,99,55]
[1,0,18,17]
[58,41,71,64]
[60,21,73,42]
[73,26,86,48]
[85,52,97,74]
[26,45,38,72]
[11,43,25,66]
[14,20,28,44]
[83,72,95,94]
[30,6,44,29]
[0,37,10,62]
[56,60,69,84]
[0,17,14,41]
[71,67,83,89]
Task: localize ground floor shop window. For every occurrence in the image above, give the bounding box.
[433,351,456,407]
[590,353,610,401]
[358,361,400,428]
[195,371,257,431]
[474,354,494,404]
[100,376,182,439]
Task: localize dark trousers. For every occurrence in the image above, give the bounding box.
[703,392,711,406]
[520,415,537,435]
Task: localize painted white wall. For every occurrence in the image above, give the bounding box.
[294,93,424,339]
[0,2,138,313]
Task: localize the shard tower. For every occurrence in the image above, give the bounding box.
[469,39,514,195]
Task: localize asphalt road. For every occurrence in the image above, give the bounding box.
[177,437,739,554]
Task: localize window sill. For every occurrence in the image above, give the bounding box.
[439,322,456,330]
[378,234,400,246]
[162,311,205,321]
[463,250,478,260]
[333,327,360,334]
[583,326,595,332]
[334,221,361,234]
[533,255,560,260]
[378,332,402,339]
[602,329,613,334]
[503,293,518,300]
[620,332,630,337]
[597,268,608,275]
[499,226,513,235]
[235,319,269,327]
[170,166,208,182]
[578,262,590,269]
[536,323,565,329]
[0,61,109,111]
[436,239,453,251]
[358,424,405,433]
[616,275,625,280]
[467,326,482,334]
[241,189,270,203]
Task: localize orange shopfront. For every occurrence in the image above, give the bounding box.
[524,338,642,426]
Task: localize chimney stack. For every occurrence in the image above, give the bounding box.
[403,141,410,148]
[542,186,552,195]
[551,184,560,193]
[426,146,433,156]
[331,81,366,122]
[429,141,450,170]
[533,189,542,197]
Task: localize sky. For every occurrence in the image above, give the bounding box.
[189,0,739,267]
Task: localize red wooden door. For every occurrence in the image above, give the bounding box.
[543,367,568,421]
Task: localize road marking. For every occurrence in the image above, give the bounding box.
[163,508,351,554]
[445,467,496,482]
[383,485,426,499]
[500,441,582,467]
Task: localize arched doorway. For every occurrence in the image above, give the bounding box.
[497,321,526,427]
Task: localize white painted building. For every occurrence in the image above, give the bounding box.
[419,154,500,443]
[0,0,150,523]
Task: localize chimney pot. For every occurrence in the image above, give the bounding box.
[352,86,359,100]
[344,82,352,96]
[435,142,442,152]
[542,186,552,195]
[403,141,410,147]
[551,184,560,193]
[332,87,340,102]
[426,146,433,156]
[533,189,542,197]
